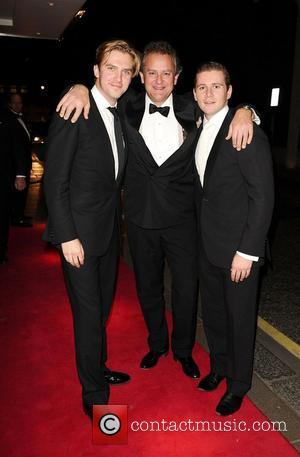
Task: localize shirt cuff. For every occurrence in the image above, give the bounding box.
[243,106,260,125]
[16,175,26,178]
[236,251,259,262]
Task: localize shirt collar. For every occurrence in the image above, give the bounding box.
[91,85,117,109]
[145,93,173,110]
[203,105,229,129]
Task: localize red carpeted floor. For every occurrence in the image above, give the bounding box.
[0,225,297,457]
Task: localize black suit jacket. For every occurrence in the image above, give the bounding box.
[118,90,200,229]
[5,109,32,176]
[0,109,29,191]
[195,109,274,269]
[43,93,125,256]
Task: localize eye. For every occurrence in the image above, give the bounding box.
[213,84,221,89]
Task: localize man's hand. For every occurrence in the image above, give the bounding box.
[230,253,252,282]
[226,108,253,151]
[61,239,85,268]
[56,85,90,123]
[15,176,26,191]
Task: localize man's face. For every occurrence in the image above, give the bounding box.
[193,70,232,119]
[140,53,179,106]
[9,94,23,113]
[93,50,134,105]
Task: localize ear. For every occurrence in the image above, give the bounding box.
[93,65,100,79]
[227,85,232,101]
[139,71,145,85]
[174,73,180,86]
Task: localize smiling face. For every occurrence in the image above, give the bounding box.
[140,53,179,106]
[93,49,134,105]
[193,69,232,119]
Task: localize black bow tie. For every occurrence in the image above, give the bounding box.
[149,103,170,117]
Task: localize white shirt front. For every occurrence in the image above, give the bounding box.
[195,105,229,185]
[91,85,119,179]
[195,105,258,262]
[139,94,184,166]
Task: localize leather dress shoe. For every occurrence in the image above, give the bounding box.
[174,356,200,379]
[140,350,168,369]
[216,391,244,416]
[104,370,131,385]
[198,372,224,391]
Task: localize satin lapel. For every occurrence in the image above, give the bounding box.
[124,91,145,130]
[173,93,198,133]
[203,110,233,191]
[88,94,115,182]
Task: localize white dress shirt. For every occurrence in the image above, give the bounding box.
[139,94,184,166]
[91,85,119,179]
[195,105,258,262]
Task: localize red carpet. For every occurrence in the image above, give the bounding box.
[0,225,297,456]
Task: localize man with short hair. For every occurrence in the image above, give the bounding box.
[43,40,140,418]
[7,93,32,227]
[193,62,274,415]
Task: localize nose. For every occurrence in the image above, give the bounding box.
[155,73,164,84]
[206,86,214,96]
[115,69,123,82]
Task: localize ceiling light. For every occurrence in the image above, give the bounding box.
[75,10,86,19]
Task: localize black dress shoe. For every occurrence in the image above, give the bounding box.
[198,372,224,391]
[216,391,243,416]
[140,350,168,369]
[174,356,200,379]
[104,370,131,385]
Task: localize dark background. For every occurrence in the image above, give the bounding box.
[0,0,297,146]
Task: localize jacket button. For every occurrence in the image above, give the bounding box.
[203,198,208,202]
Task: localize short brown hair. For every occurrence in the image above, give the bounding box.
[141,41,182,75]
[194,62,231,88]
[95,40,141,77]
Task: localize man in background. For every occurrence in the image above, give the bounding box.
[6,93,32,227]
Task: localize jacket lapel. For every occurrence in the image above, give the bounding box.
[88,94,115,182]
[203,110,233,190]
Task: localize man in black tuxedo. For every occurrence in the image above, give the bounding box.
[0,107,28,264]
[43,40,140,418]
[194,62,274,415]
[56,41,255,380]
[6,93,33,227]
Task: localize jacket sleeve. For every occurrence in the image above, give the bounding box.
[43,112,79,244]
[236,126,274,256]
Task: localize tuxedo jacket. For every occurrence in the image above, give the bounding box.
[43,93,125,256]
[195,109,274,269]
[5,108,32,176]
[118,90,200,229]
[0,109,29,191]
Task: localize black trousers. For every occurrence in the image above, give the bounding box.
[60,229,119,405]
[11,175,30,222]
[127,219,199,357]
[0,186,11,256]
[199,245,260,396]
